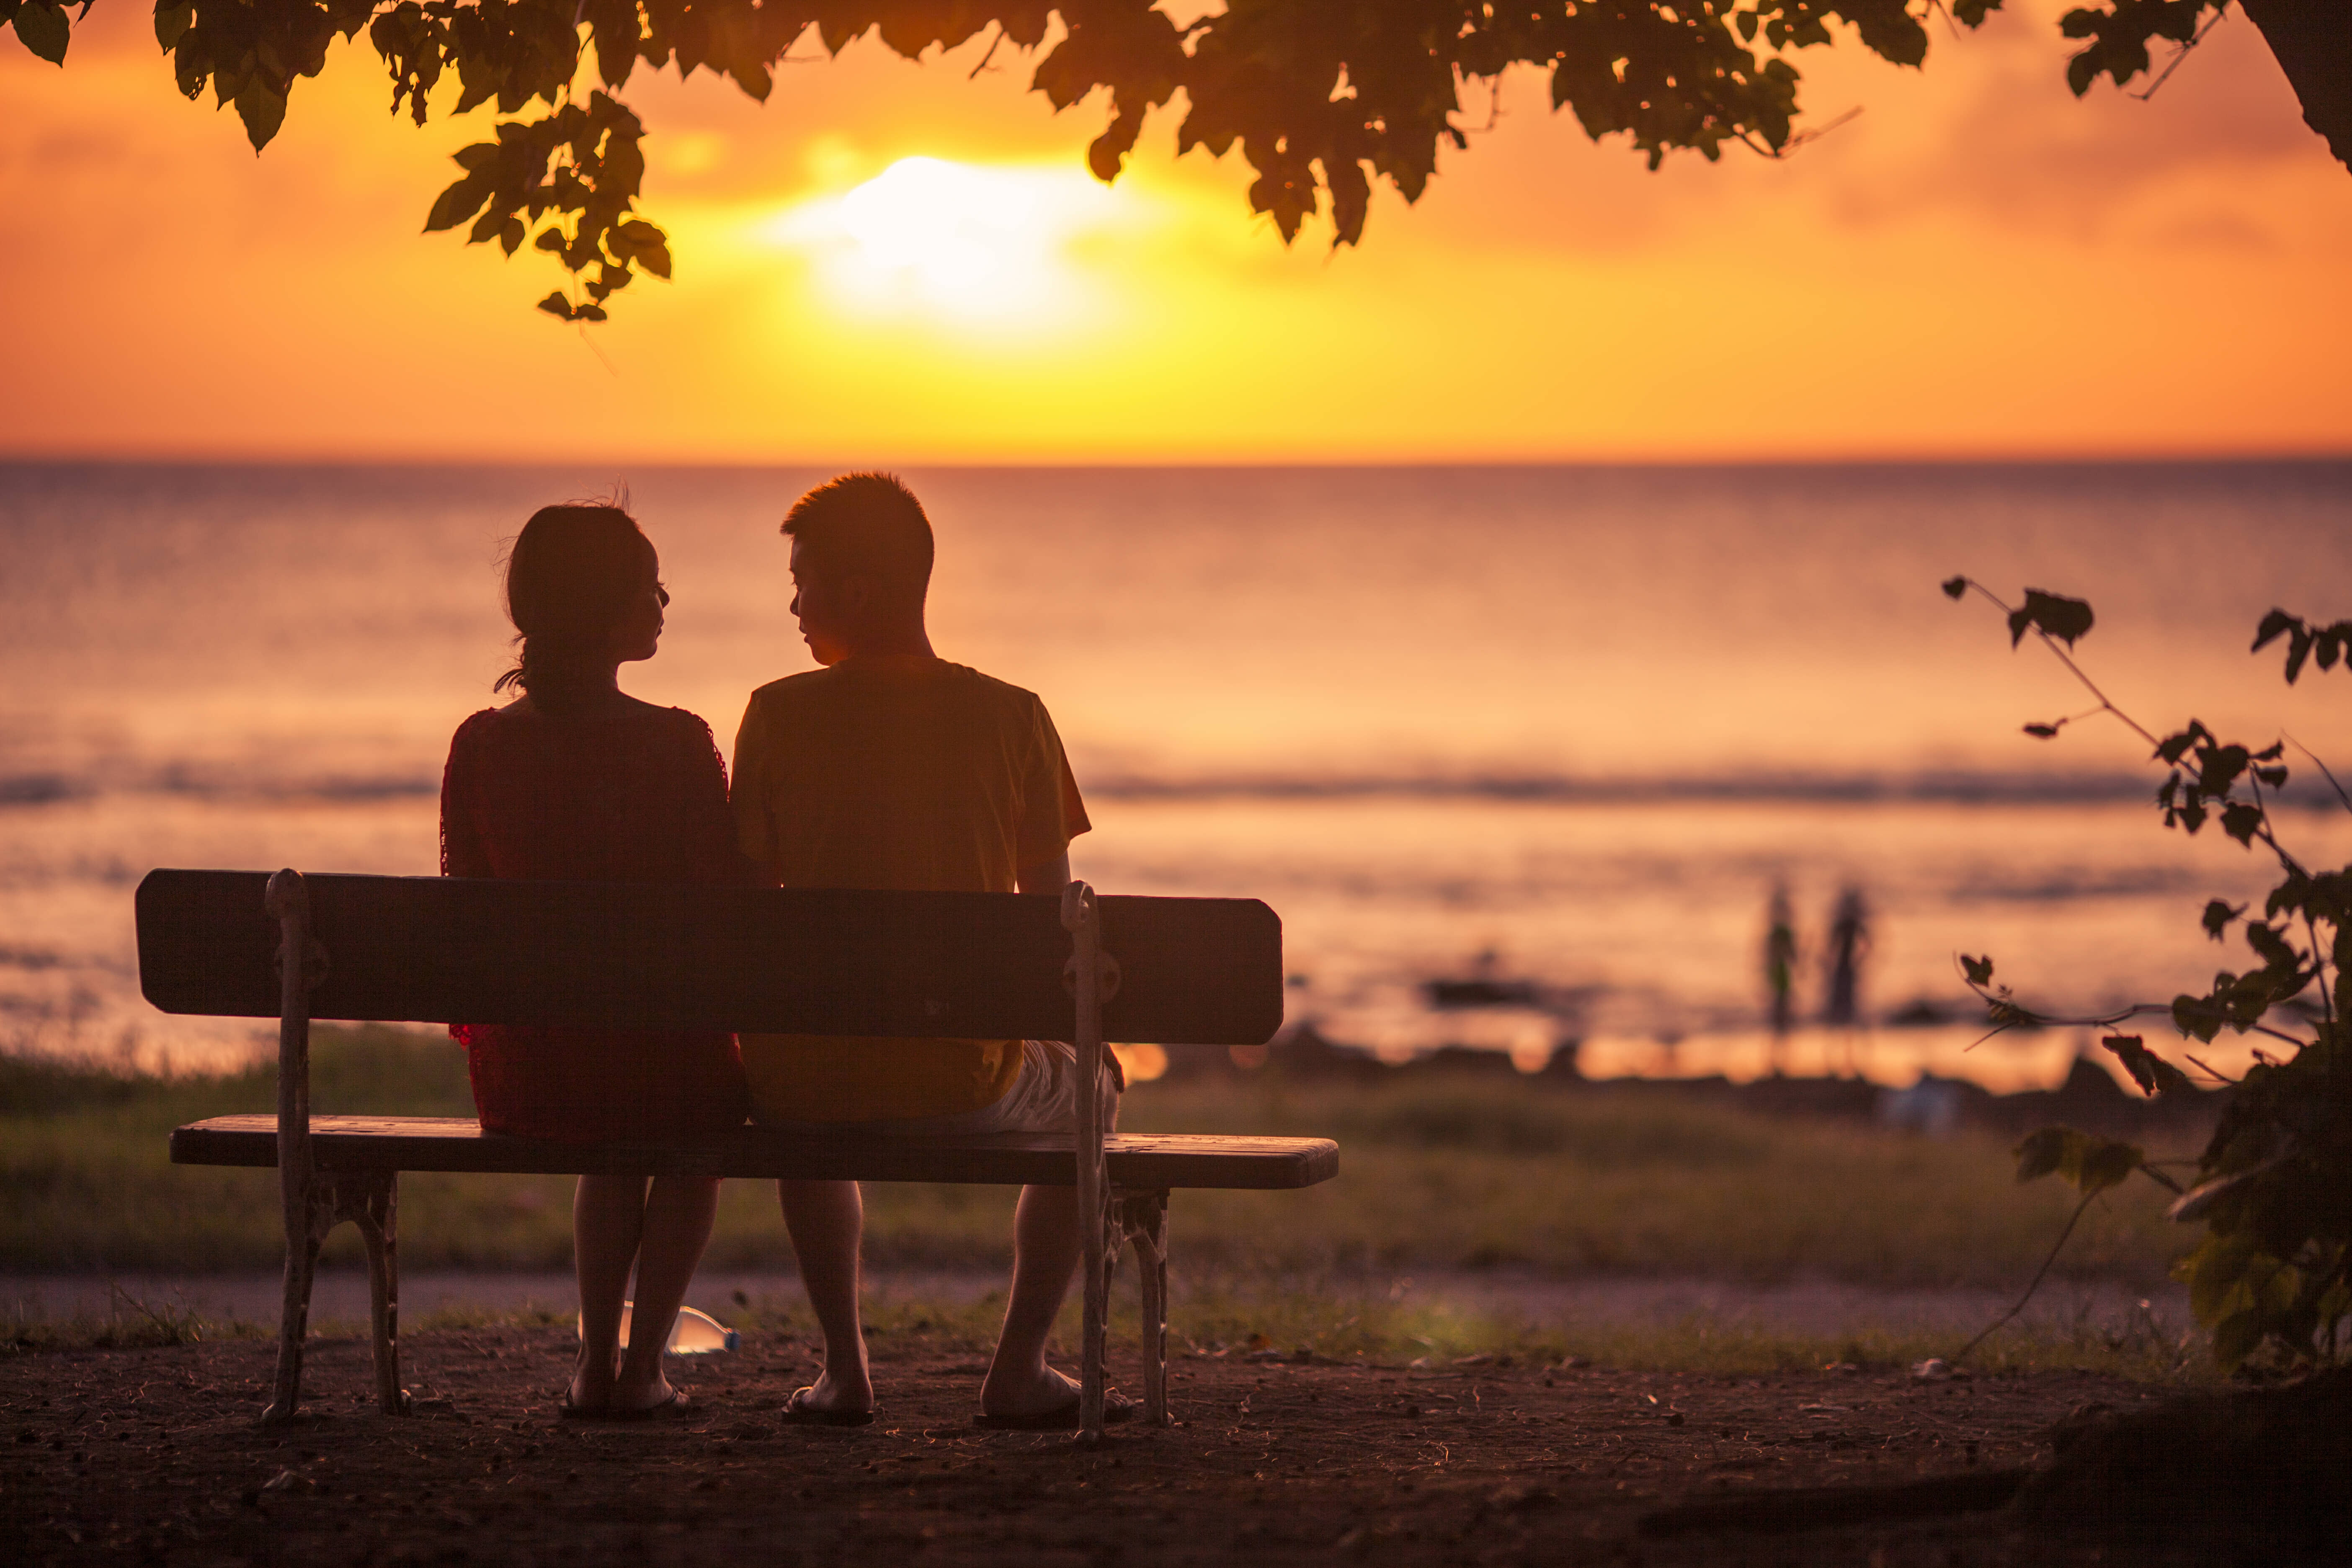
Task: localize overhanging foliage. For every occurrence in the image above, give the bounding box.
[13,0,2337,319]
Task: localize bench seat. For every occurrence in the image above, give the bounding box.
[172,1114,1339,1189]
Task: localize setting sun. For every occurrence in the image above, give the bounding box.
[762,155,1133,329]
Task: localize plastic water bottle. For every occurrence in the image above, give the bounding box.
[578,1301,739,1354]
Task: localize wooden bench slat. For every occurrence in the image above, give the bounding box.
[170,1114,1340,1190]
[136,871,1284,1046]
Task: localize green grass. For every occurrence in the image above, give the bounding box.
[1,1029,2192,1290]
[0,1283,269,1351]
[1,1279,2207,1385]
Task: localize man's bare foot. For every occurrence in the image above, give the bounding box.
[790,1367,874,1418]
[979,1363,1082,1420]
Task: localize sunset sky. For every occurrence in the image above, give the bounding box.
[3,2,2347,462]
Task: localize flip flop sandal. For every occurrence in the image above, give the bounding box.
[779,1386,877,1428]
[973,1388,1137,1432]
[606,1387,691,1422]
[557,1389,609,1421]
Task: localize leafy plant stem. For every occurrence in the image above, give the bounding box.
[2129,3,2229,102]
[2283,732,2352,816]
[1952,1186,2100,1366]
[2307,910,2336,1033]
[1952,580,2352,1372]
[1957,579,2160,750]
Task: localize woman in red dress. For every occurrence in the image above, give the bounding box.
[440,503,750,1417]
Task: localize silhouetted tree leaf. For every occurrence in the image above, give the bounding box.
[2156,724,2208,766]
[2012,1126,2144,1192]
[2172,990,2226,1042]
[234,76,288,152]
[425,173,492,232]
[2199,743,2251,797]
[154,3,193,51]
[1941,576,1968,600]
[2023,722,2061,739]
[2247,611,2352,684]
[12,0,69,64]
[1961,954,1994,986]
[2007,588,2095,650]
[2101,1034,2190,1098]
[2013,1127,2070,1182]
[2245,921,2297,970]
[2222,802,2264,846]
[2253,608,2297,653]
[2286,627,2314,683]
[2202,899,2245,940]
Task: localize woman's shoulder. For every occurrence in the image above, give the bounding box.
[452,695,720,763]
[631,702,727,769]
[448,704,516,749]
[643,700,720,740]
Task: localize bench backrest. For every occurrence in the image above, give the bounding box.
[135,870,1283,1045]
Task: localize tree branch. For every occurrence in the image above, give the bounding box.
[1957,579,2160,749]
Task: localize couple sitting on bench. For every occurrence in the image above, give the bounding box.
[440,474,1117,1430]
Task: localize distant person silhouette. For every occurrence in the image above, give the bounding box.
[1764,883,1798,1075]
[439,503,750,1419]
[1822,886,1872,1078]
[730,473,1114,1430]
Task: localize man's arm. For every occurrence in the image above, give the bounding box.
[730,694,780,886]
[1016,852,1071,897]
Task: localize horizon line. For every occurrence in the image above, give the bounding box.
[4,449,2350,472]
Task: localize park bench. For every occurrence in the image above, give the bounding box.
[138,868,1335,1439]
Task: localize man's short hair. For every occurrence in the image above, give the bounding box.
[781,472,934,603]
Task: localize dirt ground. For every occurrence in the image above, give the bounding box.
[0,1324,2281,1568]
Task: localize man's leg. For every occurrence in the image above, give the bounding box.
[778,1179,873,1413]
[978,1181,1086,1416]
[980,1047,1120,1417]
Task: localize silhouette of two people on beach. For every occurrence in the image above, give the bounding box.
[1764,882,1871,1077]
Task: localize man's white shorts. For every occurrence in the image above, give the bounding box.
[760,1040,1122,1139]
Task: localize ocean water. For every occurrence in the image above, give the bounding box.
[5,459,2349,1088]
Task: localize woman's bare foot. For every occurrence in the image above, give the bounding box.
[567,1347,618,1413]
[608,1372,681,1416]
[978,1362,1082,1420]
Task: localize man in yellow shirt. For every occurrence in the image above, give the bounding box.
[731,473,1123,1429]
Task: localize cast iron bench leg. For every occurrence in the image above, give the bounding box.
[1117,1188,1171,1426]
[335,1173,408,1414]
[263,1173,409,1421]
[263,1176,335,1424]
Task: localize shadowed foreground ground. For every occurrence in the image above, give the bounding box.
[5,1321,2260,1568]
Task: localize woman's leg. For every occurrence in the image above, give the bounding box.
[572,1174,649,1408]
[612,1175,722,1410]
[778,1179,873,1413]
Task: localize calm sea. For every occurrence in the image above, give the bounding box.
[5,460,2349,1087]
